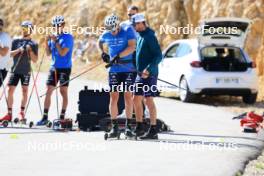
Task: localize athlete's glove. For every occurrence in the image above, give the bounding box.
[101,52,110,63]
[112,54,120,63]
[105,54,120,68]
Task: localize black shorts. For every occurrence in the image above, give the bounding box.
[8,73,31,86]
[133,75,158,97]
[46,68,71,87]
[108,72,136,92]
[0,69,8,87]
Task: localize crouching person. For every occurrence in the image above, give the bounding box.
[132,14,162,139]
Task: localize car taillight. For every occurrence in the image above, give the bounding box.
[190,61,202,68]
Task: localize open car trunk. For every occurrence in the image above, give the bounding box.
[199,17,251,48]
[200,46,250,72]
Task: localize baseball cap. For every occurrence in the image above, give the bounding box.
[132,13,146,24]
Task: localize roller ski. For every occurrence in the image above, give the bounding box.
[53,118,73,131]
[104,123,121,140]
[132,123,146,140]
[140,126,159,140]
[34,118,52,128]
[0,114,12,128]
[13,112,28,125]
[124,125,135,139]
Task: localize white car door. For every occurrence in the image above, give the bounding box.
[158,43,180,91]
[173,42,193,85]
[159,41,195,92]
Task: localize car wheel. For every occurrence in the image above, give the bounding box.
[179,77,194,103]
[242,93,257,104]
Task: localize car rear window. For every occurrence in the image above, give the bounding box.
[200,47,248,72]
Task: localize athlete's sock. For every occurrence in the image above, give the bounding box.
[20,106,25,113]
[136,121,143,129]
[111,119,118,128]
[126,118,132,128]
[148,125,158,135]
[42,108,49,120]
[8,108,12,116]
[60,109,66,120]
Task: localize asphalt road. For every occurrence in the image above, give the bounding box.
[0,72,263,176]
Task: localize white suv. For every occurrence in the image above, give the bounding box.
[158,18,258,104]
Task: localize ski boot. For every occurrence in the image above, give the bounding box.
[140,126,158,140]
[36,118,52,128]
[14,112,27,125]
[104,123,121,140]
[124,123,135,139]
[133,122,146,140]
[0,114,12,128]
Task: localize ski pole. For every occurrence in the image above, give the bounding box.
[0,47,25,103]
[12,48,25,73]
[108,61,185,90]
[39,61,103,98]
[24,50,45,119]
[105,56,185,90]
[0,81,8,102]
[0,72,8,106]
[54,69,60,119]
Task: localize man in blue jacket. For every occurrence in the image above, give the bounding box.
[132,14,162,139]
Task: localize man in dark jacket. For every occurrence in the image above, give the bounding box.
[132,14,162,139]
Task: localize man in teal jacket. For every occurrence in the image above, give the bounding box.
[132,13,162,139]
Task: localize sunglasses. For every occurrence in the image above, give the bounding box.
[132,22,141,27]
[105,25,118,32]
[21,26,32,31]
[22,25,29,28]
[53,24,63,27]
[128,13,135,17]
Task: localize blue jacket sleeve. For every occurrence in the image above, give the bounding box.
[146,34,162,74]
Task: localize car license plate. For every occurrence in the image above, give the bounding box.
[215,77,239,84]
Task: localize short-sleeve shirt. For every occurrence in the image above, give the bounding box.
[11,38,38,74]
[48,33,74,69]
[120,20,139,39]
[0,32,12,70]
[99,25,136,73]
